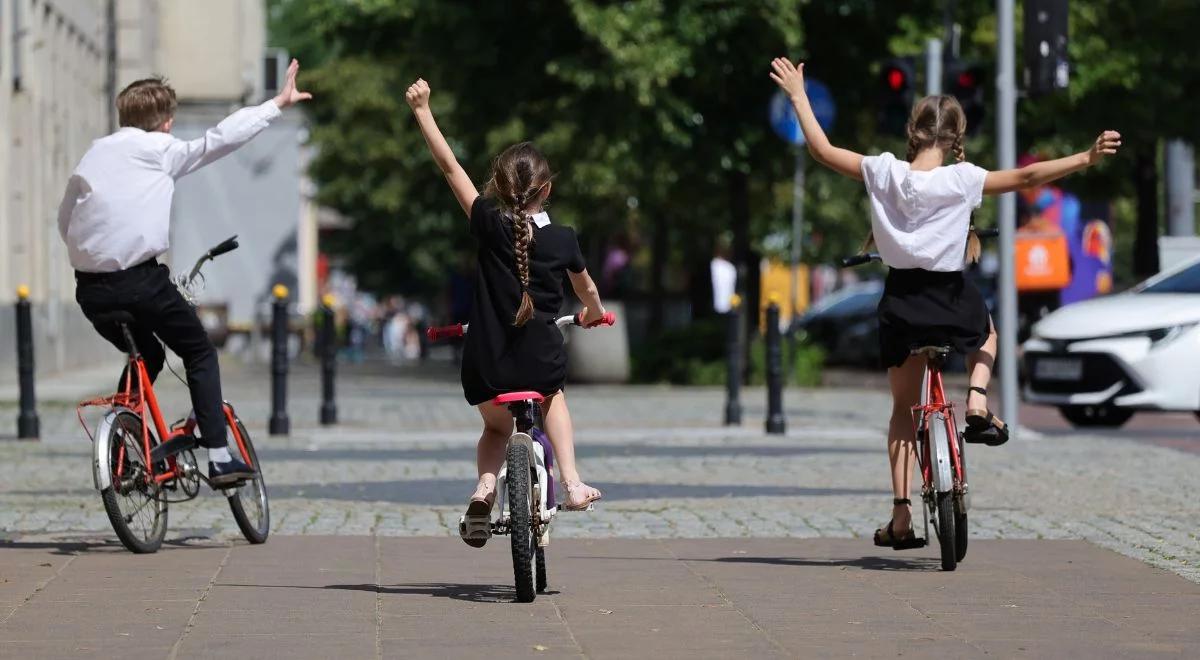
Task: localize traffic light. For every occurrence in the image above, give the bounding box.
[1024,0,1069,96]
[946,60,987,137]
[877,57,915,135]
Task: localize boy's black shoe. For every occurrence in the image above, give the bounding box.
[208,458,256,487]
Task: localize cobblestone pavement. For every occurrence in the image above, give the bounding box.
[1,356,1197,584]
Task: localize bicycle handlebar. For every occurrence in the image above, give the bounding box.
[426,312,617,342]
[839,228,999,269]
[184,235,240,285]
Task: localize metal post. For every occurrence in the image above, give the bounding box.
[1166,140,1196,236]
[319,294,338,426]
[790,148,806,324]
[996,0,1020,434]
[764,297,786,435]
[269,284,290,436]
[14,286,38,439]
[926,38,943,96]
[723,295,743,426]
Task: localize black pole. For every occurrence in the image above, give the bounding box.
[765,299,786,435]
[319,295,337,426]
[723,296,742,426]
[268,285,290,436]
[15,287,38,439]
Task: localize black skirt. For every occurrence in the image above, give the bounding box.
[877,268,991,369]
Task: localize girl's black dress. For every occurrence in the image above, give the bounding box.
[877,268,991,369]
[461,197,586,406]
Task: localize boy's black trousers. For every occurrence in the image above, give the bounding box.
[74,260,227,449]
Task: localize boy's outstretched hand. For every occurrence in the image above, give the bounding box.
[769,57,806,99]
[406,79,431,111]
[1087,130,1122,165]
[273,59,313,109]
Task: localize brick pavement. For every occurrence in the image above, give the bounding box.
[0,355,1197,586]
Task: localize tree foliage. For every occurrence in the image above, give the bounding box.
[269,0,1200,297]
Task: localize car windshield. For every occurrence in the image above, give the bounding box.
[807,288,881,317]
[1139,261,1200,294]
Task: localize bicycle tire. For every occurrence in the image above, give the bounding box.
[100,411,168,554]
[936,490,957,572]
[536,547,547,593]
[507,441,537,603]
[955,434,968,563]
[227,418,270,544]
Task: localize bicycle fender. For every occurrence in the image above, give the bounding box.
[930,413,954,493]
[92,408,133,491]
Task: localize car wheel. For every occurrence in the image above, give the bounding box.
[1059,405,1134,428]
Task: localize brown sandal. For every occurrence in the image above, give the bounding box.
[964,387,1010,446]
[459,478,496,548]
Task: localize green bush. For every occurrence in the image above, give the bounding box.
[631,318,824,387]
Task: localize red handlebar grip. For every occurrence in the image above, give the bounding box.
[426,324,464,341]
[576,311,618,328]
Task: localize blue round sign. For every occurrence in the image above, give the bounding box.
[769,79,836,146]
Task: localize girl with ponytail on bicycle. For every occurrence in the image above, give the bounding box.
[406,79,606,543]
[769,57,1120,549]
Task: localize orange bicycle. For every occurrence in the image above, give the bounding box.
[77,237,268,553]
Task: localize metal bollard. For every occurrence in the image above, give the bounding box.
[268,284,290,436]
[765,296,786,435]
[723,294,743,426]
[14,286,39,439]
[319,294,338,426]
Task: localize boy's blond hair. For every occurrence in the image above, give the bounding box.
[117,77,178,131]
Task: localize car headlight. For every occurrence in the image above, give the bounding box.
[1144,324,1196,346]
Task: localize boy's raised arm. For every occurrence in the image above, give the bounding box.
[162,59,311,179]
[406,79,478,218]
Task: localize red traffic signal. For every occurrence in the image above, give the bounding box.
[878,58,915,134]
[886,67,907,92]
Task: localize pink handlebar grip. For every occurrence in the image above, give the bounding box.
[576,311,618,328]
[426,324,464,341]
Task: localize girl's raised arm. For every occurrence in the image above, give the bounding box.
[406,78,478,217]
[983,131,1121,195]
[770,58,864,181]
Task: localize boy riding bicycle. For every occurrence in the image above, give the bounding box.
[58,60,312,487]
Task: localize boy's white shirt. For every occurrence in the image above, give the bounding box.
[860,152,988,272]
[58,100,282,273]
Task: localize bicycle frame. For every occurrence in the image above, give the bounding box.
[911,355,965,497]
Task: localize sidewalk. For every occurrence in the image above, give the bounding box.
[0,536,1194,659]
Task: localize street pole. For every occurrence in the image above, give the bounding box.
[926,38,943,96]
[790,148,805,323]
[996,0,1020,435]
[1165,140,1196,236]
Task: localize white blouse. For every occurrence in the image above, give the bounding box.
[860,152,988,272]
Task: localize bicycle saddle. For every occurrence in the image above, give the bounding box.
[91,311,136,327]
[910,344,953,358]
[492,391,545,405]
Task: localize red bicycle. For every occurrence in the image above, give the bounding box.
[77,237,269,553]
[842,253,970,571]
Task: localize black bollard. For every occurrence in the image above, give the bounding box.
[723,294,743,426]
[765,297,786,435]
[319,294,338,426]
[268,284,290,436]
[14,286,39,439]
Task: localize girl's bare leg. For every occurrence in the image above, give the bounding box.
[540,391,601,506]
[887,355,926,534]
[539,391,580,484]
[966,320,998,412]
[473,403,513,501]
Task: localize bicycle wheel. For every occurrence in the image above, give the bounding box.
[536,547,547,593]
[935,490,957,572]
[506,440,537,603]
[227,417,270,544]
[955,434,968,563]
[100,411,168,554]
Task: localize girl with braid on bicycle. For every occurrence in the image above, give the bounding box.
[405,79,606,545]
[769,57,1120,549]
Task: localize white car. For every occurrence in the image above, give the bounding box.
[1022,255,1200,427]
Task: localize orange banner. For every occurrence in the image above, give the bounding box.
[1015,232,1071,291]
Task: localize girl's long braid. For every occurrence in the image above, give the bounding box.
[510,192,536,327]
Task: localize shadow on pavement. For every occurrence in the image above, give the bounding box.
[221,581,533,603]
[708,555,941,571]
[0,534,222,555]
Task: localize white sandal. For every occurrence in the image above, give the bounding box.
[562,480,602,511]
[459,477,496,548]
